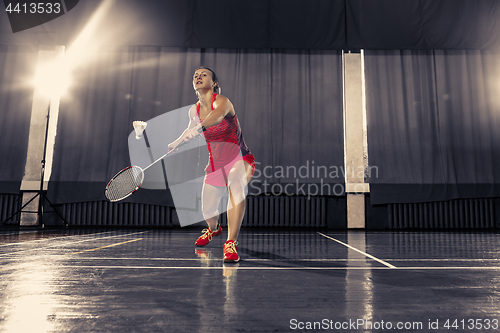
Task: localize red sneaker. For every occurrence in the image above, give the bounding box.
[195,224,222,247]
[223,240,240,263]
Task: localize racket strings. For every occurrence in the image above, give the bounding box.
[105,167,144,202]
[105,140,185,202]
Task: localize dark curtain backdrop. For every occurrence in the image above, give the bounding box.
[0,44,38,193]
[347,0,500,50]
[2,0,500,50]
[270,50,344,184]
[365,50,500,204]
[3,46,500,206]
[47,47,344,204]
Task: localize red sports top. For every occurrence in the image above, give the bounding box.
[196,93,254,174]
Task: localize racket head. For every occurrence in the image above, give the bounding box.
[105,165,144,202]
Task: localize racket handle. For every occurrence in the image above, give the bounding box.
[174,140,188,150]
[167,139,187,153]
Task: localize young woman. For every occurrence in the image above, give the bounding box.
[168,67,255,263]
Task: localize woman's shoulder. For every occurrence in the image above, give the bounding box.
[214,94,230,104]
[213,94,235,116]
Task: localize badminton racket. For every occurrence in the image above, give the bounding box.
[105,140,188,202]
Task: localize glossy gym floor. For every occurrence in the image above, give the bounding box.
[0,227,499,332]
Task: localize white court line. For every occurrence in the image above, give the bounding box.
[41,265,500,271]
[382,259,500,262]
[0,230,118,247]
[72,258,500,262]
[68,238,143,255]
[0,231,149,257]
[393,267,500,270]
[57,257,369,261]
[317,232,397,269]
[239,233,320,236]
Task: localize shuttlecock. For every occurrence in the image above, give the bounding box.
[133,121,147,140]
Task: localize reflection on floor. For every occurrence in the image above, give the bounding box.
[0,227,499,332]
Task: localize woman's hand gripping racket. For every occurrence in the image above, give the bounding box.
[104,140,188,202]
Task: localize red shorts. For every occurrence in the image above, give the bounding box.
[204,154,255,187]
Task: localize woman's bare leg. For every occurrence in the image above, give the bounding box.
[226,160,253,241]
[201,182,226,230]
